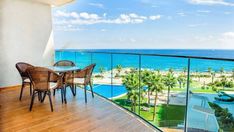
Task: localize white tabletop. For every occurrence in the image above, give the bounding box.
[47,66,80,72]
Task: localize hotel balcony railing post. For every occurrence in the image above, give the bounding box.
[60,51,61,60]
[111,53,113,99]
[138,54,142,115]
[59,51,62,61]
[184,58,191,132]
[90,53,93,64]
[75,51,77,65]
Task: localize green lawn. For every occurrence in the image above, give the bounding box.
[169,81,234,93]
[113,95,185,127]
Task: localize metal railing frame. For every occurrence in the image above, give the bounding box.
[55,49,234,132]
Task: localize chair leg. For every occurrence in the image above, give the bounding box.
[84,85,87,103]
[89,83,94,98]
[53,89,56,96]
[61,88,64,104]
[41,91,47,103]
[74,84,77,95]
[29,90,36,111]
[48,91,53,112]
[38,92,42,101]
[70,84,75,96]
[29,83,32,96]
[64,87,67,104]
[19,82,25,101]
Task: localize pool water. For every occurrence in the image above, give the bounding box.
[87,84,127,98]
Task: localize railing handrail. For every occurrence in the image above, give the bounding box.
[55,49,234,62]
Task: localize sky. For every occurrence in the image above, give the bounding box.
[52,0,234,49]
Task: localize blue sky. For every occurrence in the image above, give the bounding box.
[52,0,234,49]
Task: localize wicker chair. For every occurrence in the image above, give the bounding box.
[27,67,64,112]
[15,62,34,100]
[53,60,76,97]
[65,64,96,103]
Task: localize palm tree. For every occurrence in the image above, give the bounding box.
[163,72,177,105]
[168,68,174,74]
[220,76,227,90]
[177,75,186,88]
[232,69,234,79]
[130,68,137,73]
[127,90,141,112]
[211,72,215,83]
[116,64,122,77]
[183,67,187,76]
[99,66,105,78]
[220,67,224,76]
[155,69,160,74]
[208,67,212,75]
[141,70,152,105]
[123,72,144,112]
[148,73,164,121]
[207,67,214,82]
[195,69,200,82]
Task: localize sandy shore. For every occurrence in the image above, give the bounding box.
[93,68,233,85]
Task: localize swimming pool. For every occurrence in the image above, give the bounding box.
[88,84,127,98]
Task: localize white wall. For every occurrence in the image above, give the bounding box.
[0,0,55,88]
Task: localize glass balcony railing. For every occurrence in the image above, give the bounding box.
[55,50,234,132]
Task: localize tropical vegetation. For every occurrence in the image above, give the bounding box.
[209,102,234,131]
[97,64,234,129]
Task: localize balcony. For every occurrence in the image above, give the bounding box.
[1,49,234,132]
[1,0,233,132]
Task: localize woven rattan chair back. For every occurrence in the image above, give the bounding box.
[83,64,96,85]
[27,67,52,91]
[16,62,34,79]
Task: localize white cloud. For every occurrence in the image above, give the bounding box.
[130,38,136,43]
[53,10,161,28]
[129,13,138,18]
[70,12,79,18]
[151,5,158,8]
[80,12,100,20]
[197,10,211,13]
[149,15,161,20]
[177,12,186,17]
[189,0,234,6]
[224,11,232,14]
[188,23,206,27]
[218,32,234,48]
[128,13,147,20]
[54,10,71,17]
[192,32,234,49]
[54,25,84,31]
[88,3,104,8]
[194,35,214,41]
[100,29,107,32]
[222,32,234,38]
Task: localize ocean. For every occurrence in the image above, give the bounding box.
[55,49,234,72]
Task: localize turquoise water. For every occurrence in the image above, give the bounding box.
[88,84,127,98]
[55,49,234,72]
